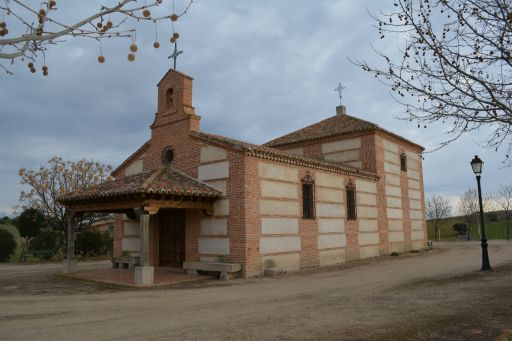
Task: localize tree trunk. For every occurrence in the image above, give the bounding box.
[18,237,30,263]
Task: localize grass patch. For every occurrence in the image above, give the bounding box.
[427,217,512,241]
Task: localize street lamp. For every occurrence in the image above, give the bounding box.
[470,155,491,271]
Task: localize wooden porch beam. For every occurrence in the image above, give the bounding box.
[143,200,215,212]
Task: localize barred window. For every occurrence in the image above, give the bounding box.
[400,153,407,172]
[302,182,315,219]
[346,186,357,220]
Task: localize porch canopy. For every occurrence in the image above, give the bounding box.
[57,166,222,285]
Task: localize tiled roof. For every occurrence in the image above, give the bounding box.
[190,131,379,180]
[58,167,222,204]
[265,113,423,150]
[265,113,377,147]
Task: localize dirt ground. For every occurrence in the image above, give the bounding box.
[0,241,511,341]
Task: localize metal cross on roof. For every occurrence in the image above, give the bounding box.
[334,82,346,106]
[168,42,183,70]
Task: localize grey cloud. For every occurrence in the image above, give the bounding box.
[0,0,509,215]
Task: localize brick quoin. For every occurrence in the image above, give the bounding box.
[109,68,427,278]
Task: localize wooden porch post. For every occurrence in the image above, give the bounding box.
[139,208,150,267]
[134,207,154,285]
[62,214,78,273]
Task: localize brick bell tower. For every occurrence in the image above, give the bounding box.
[145,69,201,171]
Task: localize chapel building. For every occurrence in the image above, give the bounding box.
[59,69,427,284]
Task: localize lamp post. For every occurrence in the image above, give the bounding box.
[470,155,491,271]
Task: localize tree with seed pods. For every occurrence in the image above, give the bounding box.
[0,0,192,75]
[356,0,512,165]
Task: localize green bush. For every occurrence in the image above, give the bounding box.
[75,229,111,258]
[487,212,499,222]
[0,229,17,262]
[453,223,468,236]
[28,230,64,260]
[101,230,113,256]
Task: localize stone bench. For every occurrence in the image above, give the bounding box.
[183,261,242,280]
[112,256,140,269]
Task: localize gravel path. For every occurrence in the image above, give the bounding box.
[0,241,511,340]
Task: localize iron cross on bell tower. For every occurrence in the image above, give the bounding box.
[168,42,183,70]
[334,82,346,106]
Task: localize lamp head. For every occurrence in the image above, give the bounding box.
[470,155,483,175]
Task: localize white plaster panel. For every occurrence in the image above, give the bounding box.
[260,236,301,254]
[390,243,405,253]
[214,199,230,216]
[316,203,345,218]
[284,147,304,156]
[382,139,399,153]
[324,150,360,163]
[387,196,402,208]
[359,246,380,259]
[386,185,402,197]
[411,230,425,241]
[409,199,422,210]
[411,220,424,231]
[125,159,143,176]
[358,192,377,206]
[122,237,140,252]
[405,150,420,161]
[388,220,403,231]
[317,188,344,203]
[258,162,298,182]
[358,206,378,218]
[359,219,378,232]
[384,161,401,175]
[123,221,139,236]
[407,160,419,171]
[389,231,405,243]
[262,253,300,271]
[386,174,401,186]
[412,241,425,251]
[261,218,299,235]
[356,179,377,194]
[261,180,298,199]
[200,218,228,236]
[316,172,344,189]
[408,179,421,190]
[408,169,420,180]
[322,138,361,153]
[318,234,346,250]
[345,160,363,169]
[358,233,380,246]
[319,249,346,266]
[387,208,403,219]
[199,256,218,262]
[198,161,229,181]
[259,200,299,216]
[409,209,424,220]
[200,145,227,163]
[318,219,345,233]
[198,238,230,255]
[384,150,399,163]
[408,189,421,200]
[204,180,227,196]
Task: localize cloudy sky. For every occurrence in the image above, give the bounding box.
[0,0,510,217]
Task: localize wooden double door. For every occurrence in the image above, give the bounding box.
[159,209,186,267]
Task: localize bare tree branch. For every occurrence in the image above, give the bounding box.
[355,0,512,165]
[426,194,452,241]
